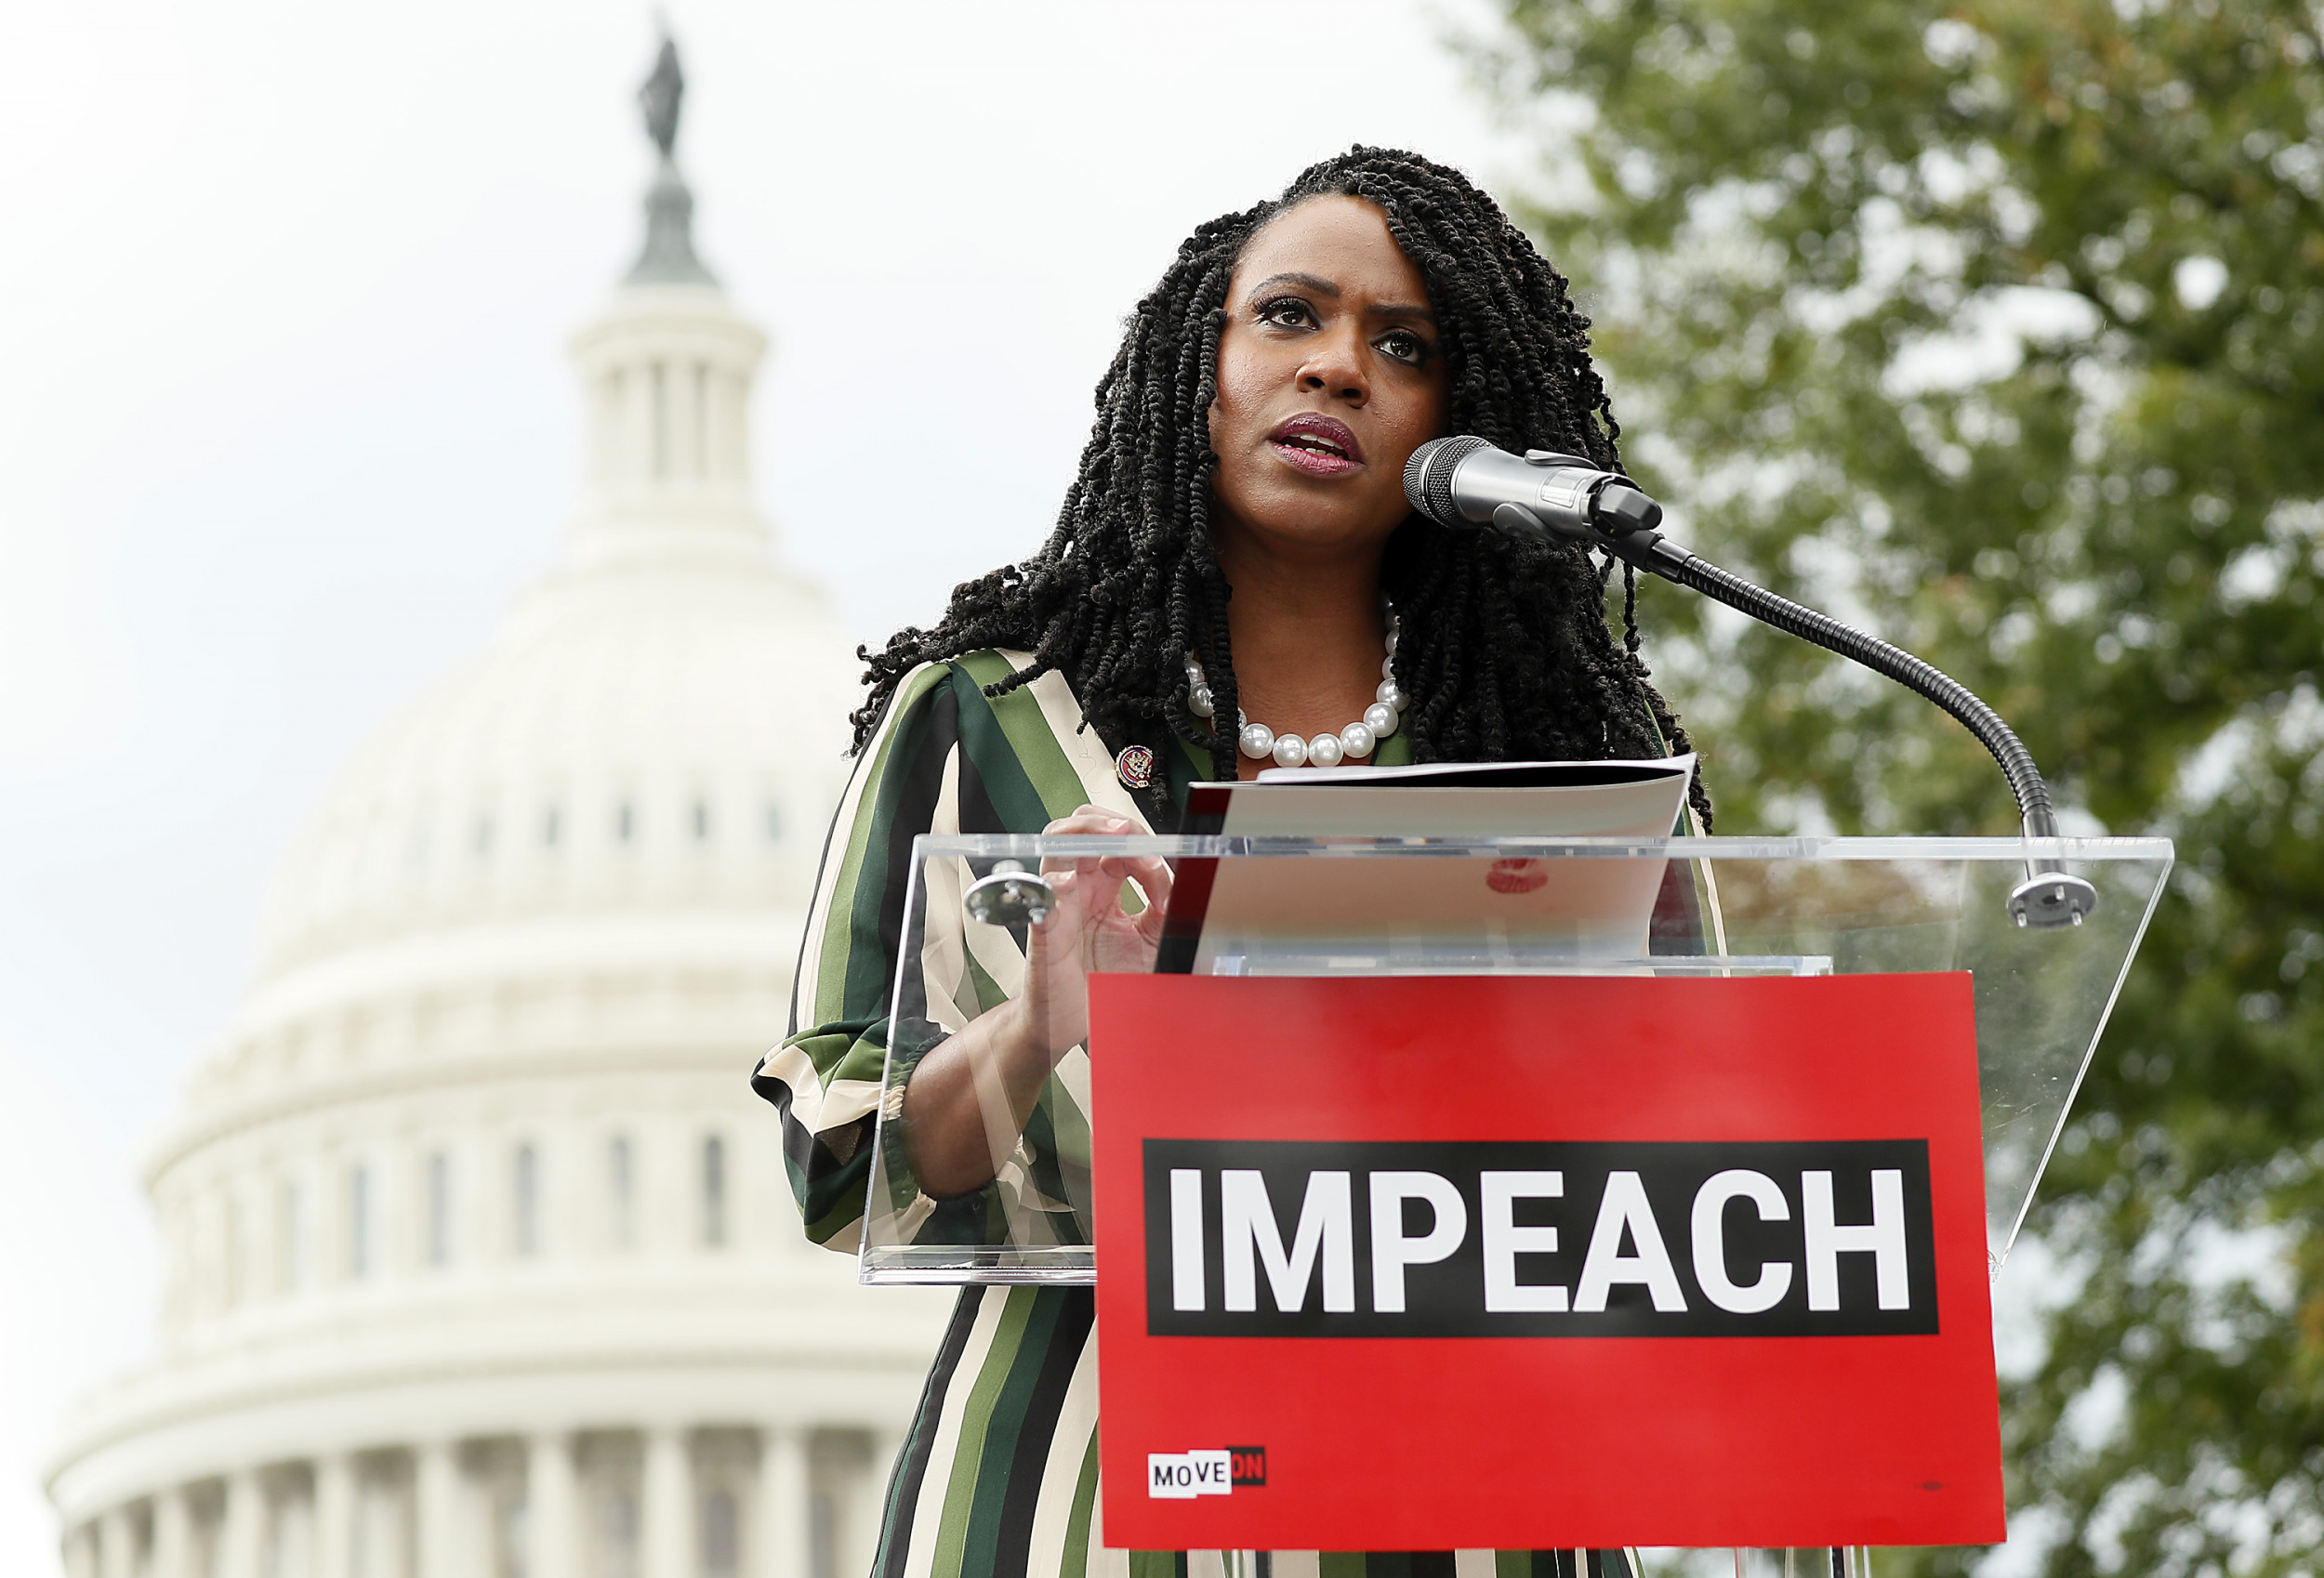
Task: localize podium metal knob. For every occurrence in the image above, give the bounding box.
[963,860,1055,928]
[2007,871,2098,928]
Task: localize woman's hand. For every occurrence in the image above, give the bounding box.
[902,806,1170,1198]
[1011,806,1174,1059]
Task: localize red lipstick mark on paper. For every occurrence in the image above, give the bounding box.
[1485,859,1548,895]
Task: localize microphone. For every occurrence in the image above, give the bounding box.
[1402,434,1667,549]
[1404,435,2097,929]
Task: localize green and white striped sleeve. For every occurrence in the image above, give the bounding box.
[752,660,963,1249]
[752,651,1144,1251]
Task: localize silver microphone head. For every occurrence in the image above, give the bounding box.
[1403,435,1490,527]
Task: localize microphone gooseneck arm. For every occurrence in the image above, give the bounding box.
[1404,435,2097,928]
[1616,538,2060,835]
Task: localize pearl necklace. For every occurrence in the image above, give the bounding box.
[1184,617,1406,769]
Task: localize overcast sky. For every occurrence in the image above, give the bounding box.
[0,2,1540,1567]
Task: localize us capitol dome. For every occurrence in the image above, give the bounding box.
[45,40,950,1578]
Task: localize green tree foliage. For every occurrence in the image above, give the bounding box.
[1476,0,2324,1569]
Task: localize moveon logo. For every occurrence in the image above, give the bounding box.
[1144,1137,1938,1339]
[1148,1447,1267,1499]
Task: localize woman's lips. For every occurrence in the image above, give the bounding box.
[1266,414,1364,477]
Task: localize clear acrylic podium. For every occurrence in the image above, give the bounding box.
[857,833,2172,1287]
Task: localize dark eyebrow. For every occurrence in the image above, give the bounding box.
[1246,271,1340,301]
[1245,271,1437,326]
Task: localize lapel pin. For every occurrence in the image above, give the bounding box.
[1113,744,1156,791]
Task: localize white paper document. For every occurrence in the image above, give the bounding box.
[1157,756,1695,974]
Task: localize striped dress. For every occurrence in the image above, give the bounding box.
[753,650,1640,1578]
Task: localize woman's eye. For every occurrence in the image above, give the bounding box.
[1258,297,1314,329]
[1377,329,1431,365]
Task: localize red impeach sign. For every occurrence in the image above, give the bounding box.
[1088,972,2001,1551]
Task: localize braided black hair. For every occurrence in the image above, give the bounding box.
[852,145,1710,828]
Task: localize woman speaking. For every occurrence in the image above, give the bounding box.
[755,147,1705,1578]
